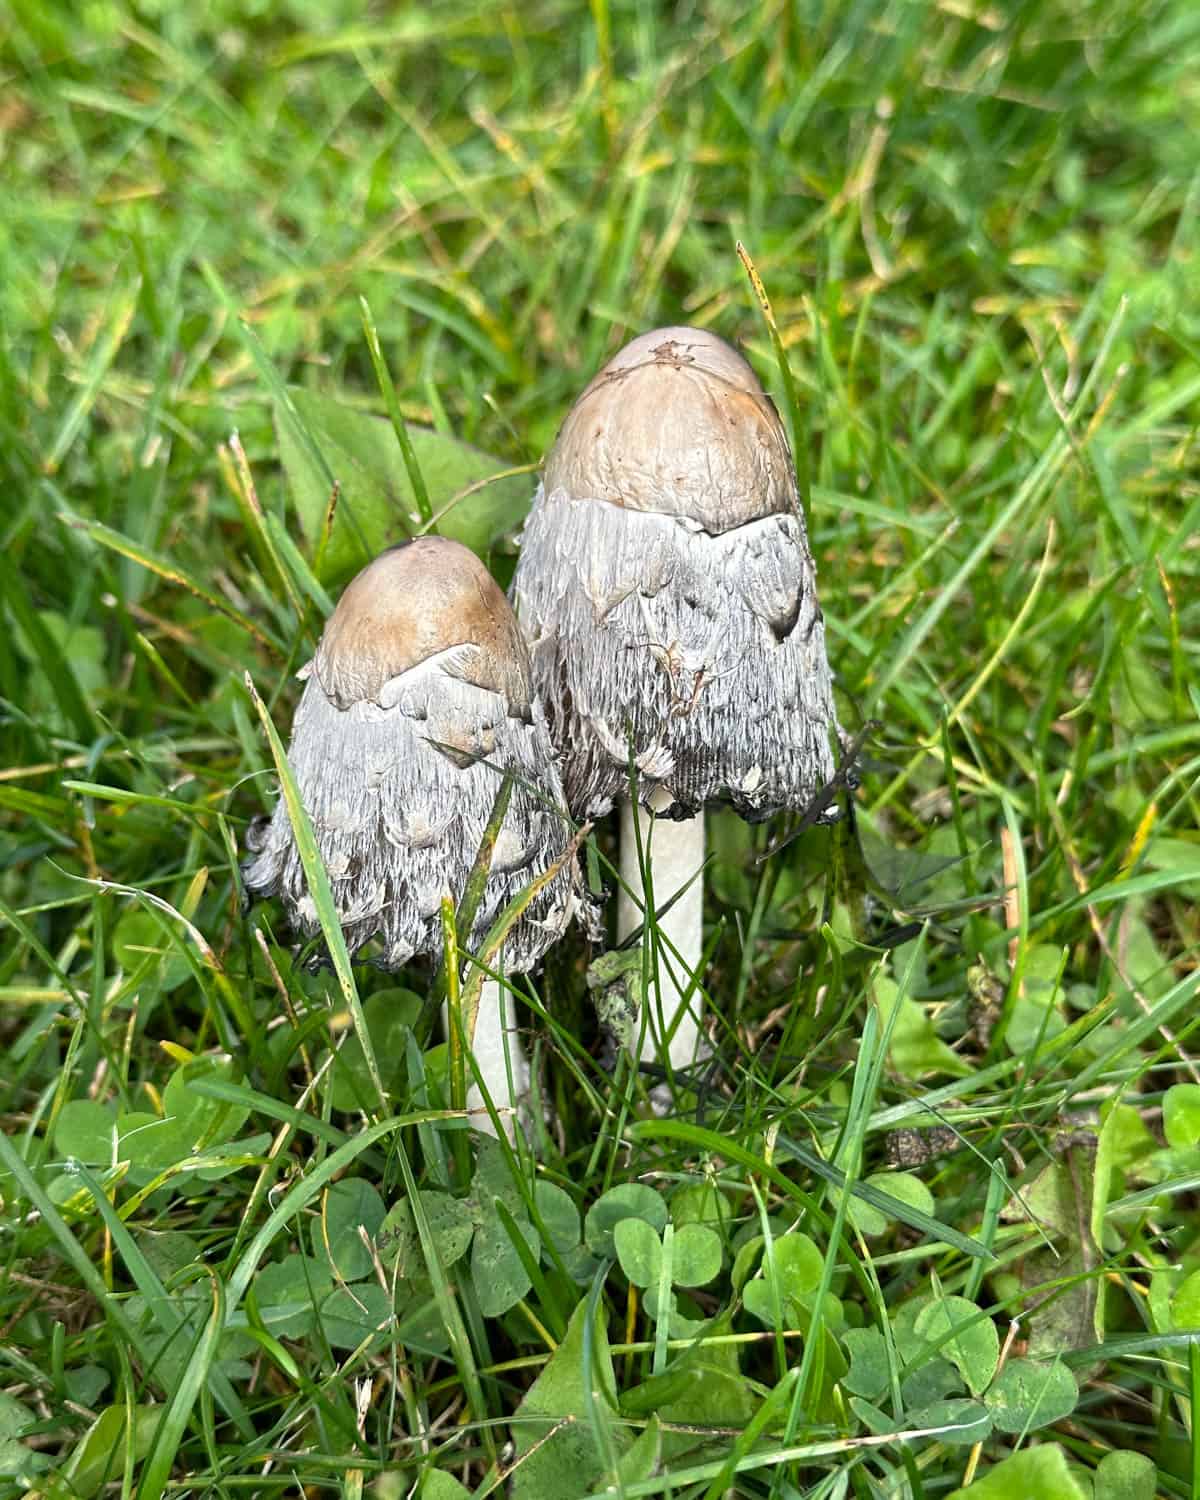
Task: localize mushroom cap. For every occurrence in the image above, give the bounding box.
[511,326,839,823]
[243,539,580,972]
[543,326,797,534]
[316,536,530,713]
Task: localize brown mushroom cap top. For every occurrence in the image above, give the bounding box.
[542,326,798,534]
[314,537,531,712]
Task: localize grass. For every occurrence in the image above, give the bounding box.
[2,0,1199,1495]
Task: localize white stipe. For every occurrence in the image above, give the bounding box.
[445,972,529,1141]
[617,793,706,1079]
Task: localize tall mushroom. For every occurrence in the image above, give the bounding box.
[511,326,839,1082]
[243,535,577,1133]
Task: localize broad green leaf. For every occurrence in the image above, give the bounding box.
[731,1233,766,1294]
[471,1204,537,1318]
[1000,1140,1101,1357]
[1005,990,1067,1056]
[914,1296,999,1396]
[58,1405,160,1499]
[945,1442,1088,1499]
[162,1057,250,1155]
[615,1416,662,1484]
[584,1183,668,1258]
[136,1231,202,1281]
[509,1297,627,1500]
[619,1368,695,1417]
[874,975,971,1079]
[53,1100,116,1165]
[849,1396,892,1436]
[533,1181,581,1255]
[112,908,190,993]
[1170,1266,1200,1327]
[0,1392,35,1477]
[1092,1101,1157,1251]
[471,1136,528,1218]
[1163,1084,1200,1152]
[421,1472,471,1500]
[327,988,422,1111]
[115,1110,193,1172]
[654,1314,759,1464]
[1004,1157,1092,1241]
[1093,1449,1157,1500]
[910,1397,991,1446]
[313,1179,387,1282]
[614,1217,661,1289]
[64,1367,109,1408]
[842,1327,890,1400]
[670,1183,734,1231]
[743,1230,825,1328]
[252,1255,332,1338]
[859,821,967,903]
[319,1282,393,1350]
[1144,837,1200,902]
[394,1282,453,1358]
[847,1171,934,1237]
[984,1357,1078,1433]
[380,1192,475,1279]
[276,388,531,580]
[671,1223,722,1287]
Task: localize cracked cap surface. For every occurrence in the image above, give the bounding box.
[542,325,798,533]
[314,535,531,713]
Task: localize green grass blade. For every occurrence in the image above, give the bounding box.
[244,670,385,1112]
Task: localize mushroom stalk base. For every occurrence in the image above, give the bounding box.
[617,796,705,1078]
[444,975,529,1141]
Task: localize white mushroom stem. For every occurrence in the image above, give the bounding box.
[617,792,705,1076]
[444,970,529,1141]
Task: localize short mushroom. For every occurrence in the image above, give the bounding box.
[511,326,840,1082]
[244,535,577,1133]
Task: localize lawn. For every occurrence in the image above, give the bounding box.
[2,0,1199,1495]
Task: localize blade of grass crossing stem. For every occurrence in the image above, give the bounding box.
[737,241,810,523]
[135,1275,224,1500]
[458,822,591,1025]
[394,1134,496,1462]
[455,775,513,972]
[431,774,512,1013]
[360,295,432,525]
[244,672,385,1111]
[441,894,472,1186]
